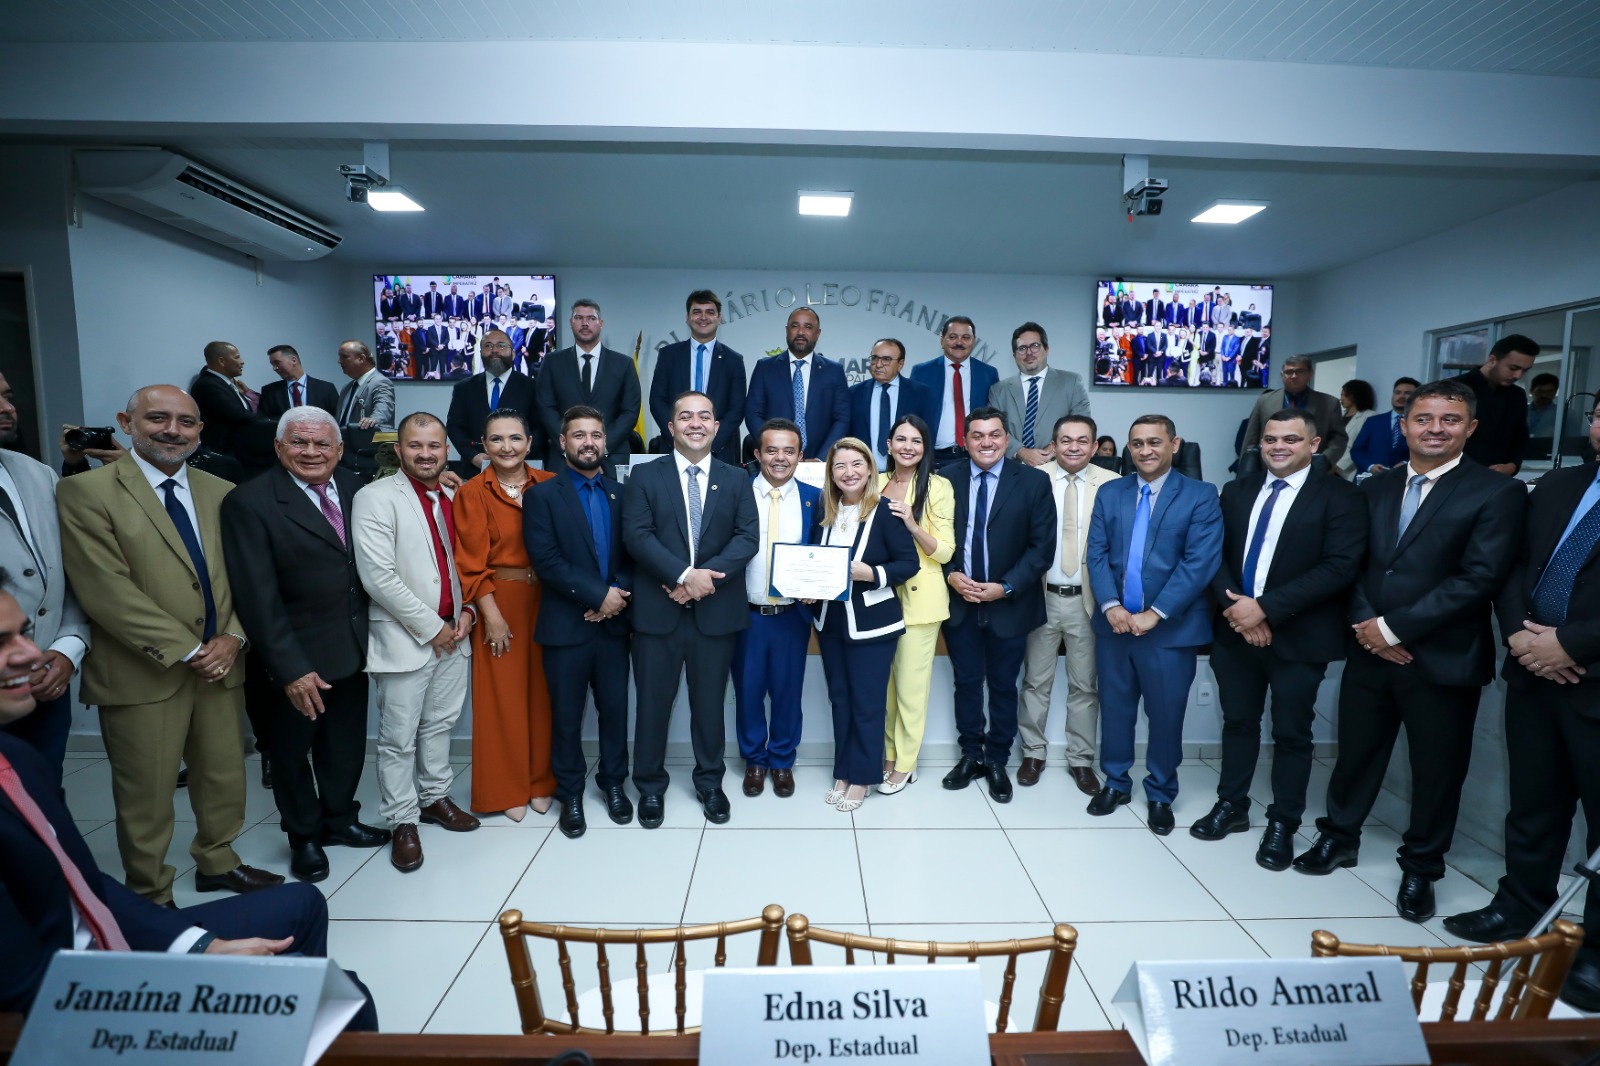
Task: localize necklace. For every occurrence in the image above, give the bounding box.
[495,471,529,498]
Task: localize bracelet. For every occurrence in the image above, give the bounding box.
[224,631,249,652]
[188,932,218,954]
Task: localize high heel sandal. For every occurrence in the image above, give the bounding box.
[837,787,867,813]
[877,772,916,796]
[825,782,848,805]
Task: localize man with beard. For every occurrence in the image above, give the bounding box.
[446,329,538,476]
[524,406,635,838]
[745,308,851,461]
[533,299,641,475]
[57,386,282,903]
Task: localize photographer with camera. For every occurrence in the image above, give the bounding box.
[61,422,245,484]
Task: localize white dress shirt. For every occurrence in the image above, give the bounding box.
[868,377,900,468]
[576,342,602,376]
[285,373,309,408]
[936,360,969,449]
[746,475,804,604]
[672,449,712,576]
[205,367,249,409]
[690,337,717,392]
[484,370,511,406]
[1375,454,1463,647]
[1016,370,1047,448]
[1044,463,1088,588]
[787,351,814,407]
[290,472,340,513]
[1242,464,1311,598]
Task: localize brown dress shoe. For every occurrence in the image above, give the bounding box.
[194,863,286,894]
[770,768,795,798]
[1069,765,1101,796]
[391,824,423,871]
[419,796,480,832]
[743,766,767,797]
[1016,758,1045,787]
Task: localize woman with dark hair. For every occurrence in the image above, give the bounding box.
[1095,435,1118,458]
[453,408,558,820]
[1336,379,1378,479]
[876,414,954,794]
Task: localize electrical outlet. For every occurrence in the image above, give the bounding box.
[1197,682,1215,706]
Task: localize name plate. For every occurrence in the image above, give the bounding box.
[13,951,365,1066]
[1112,957,1427,1066]
[700,965,989,1065]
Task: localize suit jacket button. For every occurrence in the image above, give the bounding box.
[195,617,204,625]
[192,581,201,590]
[21,568,34,578]
[36,607,46,616]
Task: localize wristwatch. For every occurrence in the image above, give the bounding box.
[223,631,249,652]
[1001,582,1015,599]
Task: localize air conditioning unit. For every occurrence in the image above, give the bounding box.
[75,149,342,261]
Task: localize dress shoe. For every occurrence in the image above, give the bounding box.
[502,806,527,822]
[176,766,188,789]
[638,794,665,829]
[877,772,915,796]
[288,841,329,883]
[419,796,480,832]
[390,824,423,872]
[1292,834,1359,875]
[1069,766,1100,797]
[1560,953,1600,1013]
[261,760,273,790]
[1442,904,1532,944]
[1397,872,1436,923]
[1086,787,1131,816]
[1147,801,1175,836]
[771,768,795,798]
[1255,820,1295,871]
[604,785,634,825]
[1016,758,1044,787]
[743,766,767,797]
[530,797,554,815]
[985,764,1014,804]
[558,797,587,839]
[941,756,986,790]
[698,788,731,825]
[323,821,391,849]
[1190,799,1250,841]
[194,864,286,894]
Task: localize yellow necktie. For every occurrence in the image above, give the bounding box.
[767,487,783,604]
[1059,473,1079,574]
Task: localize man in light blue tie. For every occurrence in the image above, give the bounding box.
[647,291,747,465]
[1085,415,1223,835]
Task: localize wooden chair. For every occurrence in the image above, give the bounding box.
[1310,919,1584,1022]
[497,905,785,1036]
[784,914,1078,1033]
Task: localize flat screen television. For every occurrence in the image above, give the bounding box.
[372,273,556,381]
[1093,280,1272,389]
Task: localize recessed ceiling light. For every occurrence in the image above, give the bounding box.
[1192,200,1268,225]
[367,186,425,212]
[798,191,853,217]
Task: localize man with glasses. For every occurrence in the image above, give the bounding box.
[446,329,537,476]
[846,338,935,471]
[1242,355,1348,470]
[988,323,1091,468]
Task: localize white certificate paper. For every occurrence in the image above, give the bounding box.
[770,543,851,602]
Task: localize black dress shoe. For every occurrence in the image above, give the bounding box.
[1292,834,1359,875]
[1147,801,1175,836]
[1190,799,1250,840]
[1396,872,1436,923]
[603,786,634,825]
[697,788,731,824]
[289,841,329,883]
[1560,954,1600,1013]
[194,864,286,894]
[322,821,391,848]
[984,764,1013,804]
[1255,820,1295,871]
[1086,787,1131,816]
[638,794,665,829]
[1442,904,1532,944]
[558,797,587,839]
[176,766,188,789]
[941,756,985,790]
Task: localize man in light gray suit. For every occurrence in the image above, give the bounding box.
[335,340,396,430]
[0,372,90,776]
[989,322,1091,466]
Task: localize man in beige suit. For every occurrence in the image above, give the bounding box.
[56,385,283,904]
[351,412,479,873]
[1017,414,1119,795]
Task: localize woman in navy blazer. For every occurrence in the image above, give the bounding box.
[809,438,919,812]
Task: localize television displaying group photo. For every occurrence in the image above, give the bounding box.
[372,273,557,382]
[1093,280,1273,389]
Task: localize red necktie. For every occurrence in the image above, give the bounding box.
[950,362,966,449]
[291,381,303,407]
[0,751,130,950]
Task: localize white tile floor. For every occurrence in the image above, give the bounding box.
[57,749,1582,1035]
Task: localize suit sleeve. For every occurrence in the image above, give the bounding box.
[1148,484,1224,620]
[1242,395,1267,452]
[452,483,496,605]
[1493,500,1533,641]
[647,351,673,444]
[818,365,851,458]
[713,354,747,457]
[525,488,609,612]
[621,469,691,585]
[1319,398,1350,468]
[1257,485,1368,625]
[1385,478,1525,645]
[923,476,956,566]
[994,386,1024,459]
[351,490,442,644]
[370,378,396,430]
[445,381,474,462]
[743,361,769,440]
[1067,376,1091,417]
[1507,397,1529,473]
[533,361,564,454]
[607,357,642,454]
[1209,481,1242,605]
[219,492,310,686]
[1348,418,1376,474]
[874,511,922,589]
[998,473,1056,592]
[697,473,760,586]
[1085,490,1118,606]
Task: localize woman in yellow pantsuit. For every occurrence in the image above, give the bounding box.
[877,413,954,794]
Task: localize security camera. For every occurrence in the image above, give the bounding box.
[1124,177,1170,201]
[338,163,381,204]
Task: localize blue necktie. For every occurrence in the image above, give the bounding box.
[694,343,707,393]
[791,360,808,455]
[1240,478,1288,598]
[972,470,991,583]
[1532,489,1600,625]
[1123,484,1153,613]
[1398,473,1428,539]
[160,479,216,640]
[581,477,610,581]
[1023,377,1039,449]
[686,466,703,557]
[490,376,501,411]
[878,383,892,460]
[1391,412,1403,450]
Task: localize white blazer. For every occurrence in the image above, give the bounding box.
[351,472,470,673]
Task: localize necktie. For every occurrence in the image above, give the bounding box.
[878,383,892,460]
[0,752,130,951]
[339,383,357,424]
[1123,484,1153,613]
[291,381,303,408]
[581,478,610,581]
[1240,478,1288,598]
[1392,412,1403,450]
[1059,473,1079,575]
[0,483,20,532]
[159,479,216,640]
[1531,489,1600,625]
[490,376,502,411]
[791,360,808,454]
[686,466,703,559]
[1023,376,1040,449]
[766,487,783,604]
[581,353,593,394]
[951,363,966,449]
[425,489,455,618]
[311,481,346,547]
[695,343,707,393]
[972,470,991,584]
[1397,473,1429,539]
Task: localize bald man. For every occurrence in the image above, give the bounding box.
[189,341,272,472]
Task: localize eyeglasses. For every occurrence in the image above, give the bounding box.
[1586,411,1598,426]
[1013,342,1044,355]
[284,438,337,453]
[481,341,513,351]
[868,355,901,365]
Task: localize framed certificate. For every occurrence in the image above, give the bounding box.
[769,543,851,602]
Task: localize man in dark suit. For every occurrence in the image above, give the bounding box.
[909,317,999,466]
[622,391,759,827]
[939,407,1055,803]
[445,330,538,476]
[472,283,496,323]
[1349,377,1420,475]
[744,307,851,461]
[533,299,641,475]
[848,338,936,471]
[1453,333,1538,475]
[259,344,340,422]
[1192,410,1367,869]
[1120,294,1142,328]
[443,283,469,320]
[1445,396,1600,1011]
[650,290,747,464]
[398,283,423,320]
[525,405,635,839]
[190,340,272,471]
[421,281,446,320]
[1295,379,1526,924]
[220,408,390,883]
[1085,414,1223,834]
[1144,290,1165,331]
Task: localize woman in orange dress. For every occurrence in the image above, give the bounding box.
[453,408,557,820]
